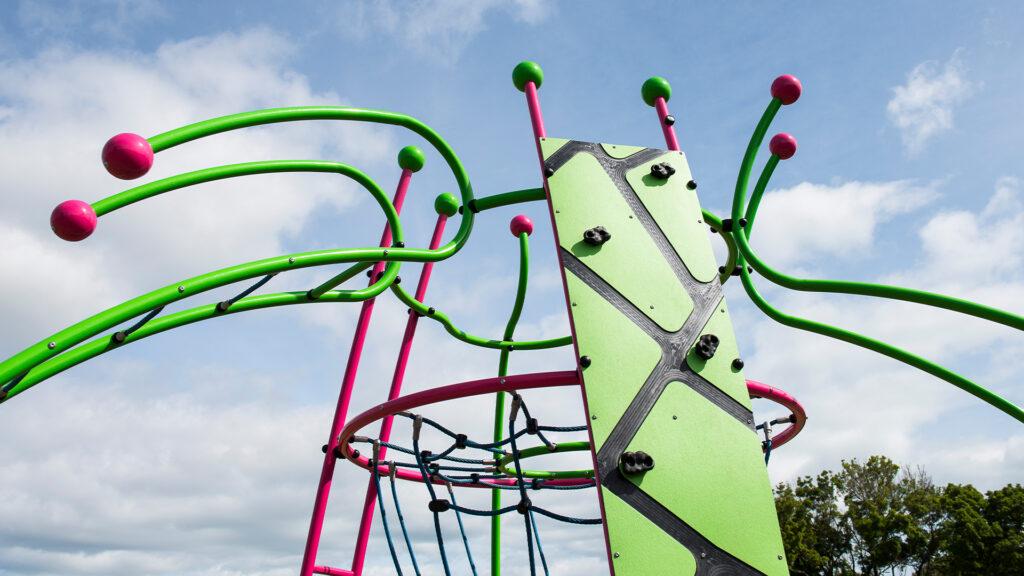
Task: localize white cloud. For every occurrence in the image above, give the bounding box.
[745,179,935,269]
[327,0,554,62]
[18,0,167,41]
[887,51,976,154]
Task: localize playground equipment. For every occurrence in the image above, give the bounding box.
[2,61,1022,575]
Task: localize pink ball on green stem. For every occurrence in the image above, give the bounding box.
[510,215,533,237]
[769,133,797,159]
[101,133,153,180]
[51,200,97,241]
[770,75,802,105]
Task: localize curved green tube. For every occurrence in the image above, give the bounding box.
[146,106,477,256]
[702,209,737,284]
[491,231,532,576]
[737,266,1024,424]
[733,152,1024,332]
[387,282,571,351]
[0,162,409,399]
[494,441,594,480]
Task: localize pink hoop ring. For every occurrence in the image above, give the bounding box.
[337,370,590,488]
[746,379,806,450]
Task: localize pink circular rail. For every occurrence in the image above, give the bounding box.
[337,370,588,488]
[746,379,807,449]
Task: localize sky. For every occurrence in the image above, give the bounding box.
[0,1,1022,575]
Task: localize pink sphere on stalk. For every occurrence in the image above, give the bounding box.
[510,215,533,237]
[50,200,97,241]
[769,133,797,159]
[101,133,153,179]
[770,75,802,105]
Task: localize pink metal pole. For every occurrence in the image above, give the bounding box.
[654,96,680,152]
[350,212,449,575]
[299,168,414,576]
[525,81,547,167]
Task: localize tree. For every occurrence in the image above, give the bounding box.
[899,467,943,575]
[839,456,911,576]
[933,483,992,575]
[982,483,1024,575]
[775,470,853,575]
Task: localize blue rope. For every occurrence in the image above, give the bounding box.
[372,462,404,575]
[448,486,478,576]
[413,427,451,576]
[529,511,550,576]
[507,397,537,576]
[388,466,421,576]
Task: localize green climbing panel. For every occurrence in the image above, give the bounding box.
[543,138,787,576]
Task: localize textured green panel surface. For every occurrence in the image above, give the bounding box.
[539,136,570,159]
[686,300,754,410]
[601,143,647,159]
[602,486,697,576]
[624,382,788,575]
[565,272,662,448]
[625,153,719,283]
[548,152,692,332]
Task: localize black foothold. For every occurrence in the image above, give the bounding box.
[650,162,676,179]
[619,451,655,475]
[694,334,720,360]
[428,499,451,513]
[544,166,555,177]
[583,226,612,246]
[664,114,675,126]
[721,218,733,232]
[732,358,745,371]
[686,180,698,190]
[579,356,592,368]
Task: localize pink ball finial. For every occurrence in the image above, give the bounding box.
[770,75,802,105]
[101,133,154,180]
[51,200,97,241]
[510,215,533,237]
[769,133,797,159]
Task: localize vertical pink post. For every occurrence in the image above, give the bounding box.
[513,61,547,170]
[349,192,458,575]
[299,146,426,576]
[641,77,680,151]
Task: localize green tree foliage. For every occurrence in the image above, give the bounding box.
[774,457,1022,575]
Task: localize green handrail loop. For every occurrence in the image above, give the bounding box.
[494,441,595,480]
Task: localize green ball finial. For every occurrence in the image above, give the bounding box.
[512,61,544,92]
[397,146,425,172]
[641,77,672,107]
[434,193,459,217]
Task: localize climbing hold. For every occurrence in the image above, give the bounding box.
[664,114,675,126]
[695,334,720,360]
[769,133,797,159]
[102,133,153,180]
[510,215,534,237]
[770,75,802,105]
[650,162,676,179]
[50,200,97,241]
[619,451,655,475]
[583,226,611,246]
